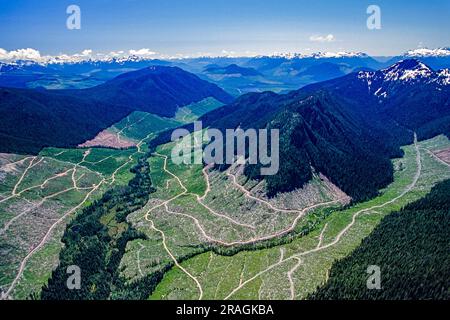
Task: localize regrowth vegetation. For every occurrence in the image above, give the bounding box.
[310,178,450,300]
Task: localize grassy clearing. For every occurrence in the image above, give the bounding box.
[0,145,139,299]
[174,98,224,123]
[40,147,137,178]
[112,111,182,142]
[119,132,350,295]
[156,141,207,196]
[148,136,450,300]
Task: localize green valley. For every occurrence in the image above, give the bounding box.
[143,135,450,300]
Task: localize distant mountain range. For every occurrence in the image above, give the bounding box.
[0,66,232,154]
[2,48,449,95]
[203,64,262,76]
[303,59,450,141]
[387,48,450,70]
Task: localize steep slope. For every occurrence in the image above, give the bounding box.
[265,60,450,199]
[200,91,394,201]
[87,66,233,117]
[0,88,130,154]
[303,59,450,140]
[262,60,449,199]
[259,93,394,200]
[0,66,233,154]
[310,179,450,300]
[154,59,449,201]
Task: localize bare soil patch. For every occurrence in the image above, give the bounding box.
[78,130,136,149]
[433,147,450,165]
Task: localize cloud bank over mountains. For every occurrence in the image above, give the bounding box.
[1,47,449,64]
[0,48,160,64]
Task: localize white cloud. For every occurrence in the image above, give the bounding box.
[309,34,335,43]
[0,48,42,61]
[0,48,158,63]
[128,48,157,56]
[221,49,237,57]
[81,49,93,56]
[109,50,124,56]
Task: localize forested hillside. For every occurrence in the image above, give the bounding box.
[0,87,132,154]
[301,59,450,141]
[239,91,395,201]
[148,90,396,201]
[0,66,232,154]
[310,179,450,300]
[86,66,233,117]
[164,59,449,201]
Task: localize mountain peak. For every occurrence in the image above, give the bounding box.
[113,65,181,79]
[354,59,448,100]
[382,59,433,82]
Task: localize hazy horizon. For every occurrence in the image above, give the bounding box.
[1,0,449,59]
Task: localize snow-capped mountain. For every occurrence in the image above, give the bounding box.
[386,48,450,70]
[382,59,433,82]
[266,51,368,60]
[298,59,450,156]
[356,59,450,99]
[44,54,159,66]
[405,47,450,57]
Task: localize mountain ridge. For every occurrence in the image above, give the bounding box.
[0,66,233,154]
[150,59,449,201]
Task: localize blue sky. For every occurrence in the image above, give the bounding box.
[0,0,449,57]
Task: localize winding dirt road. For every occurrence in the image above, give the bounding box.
[0,147,134,300]
[148,152,350,246]
[2,179,106,299]
[223,133,422,299]
[146,217,204,300]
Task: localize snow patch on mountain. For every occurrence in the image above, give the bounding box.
[382,60,433,82]
[311,51,368,59]
[405,48,450,57]
[357,71,374,91]
[269,51,368,59]
[374,87,387,98]
[436,69,450,85]
[357,59,449,100]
